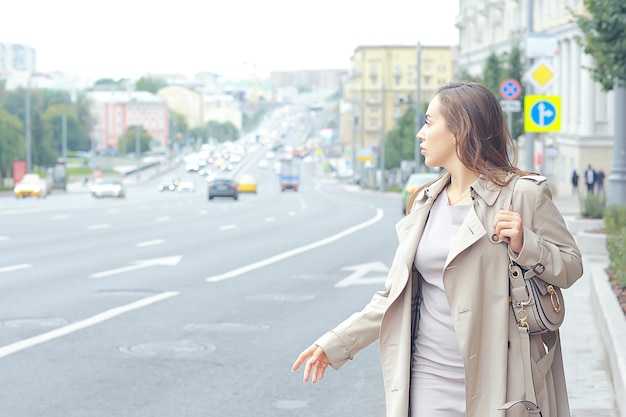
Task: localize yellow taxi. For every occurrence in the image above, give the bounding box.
[14,173,46,198]
[237,174,257,193]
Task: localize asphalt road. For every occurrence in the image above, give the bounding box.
[0,158,404,417]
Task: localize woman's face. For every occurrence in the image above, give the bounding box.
[416,95,457,168]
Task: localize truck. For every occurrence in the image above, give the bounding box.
[280,161,300,192]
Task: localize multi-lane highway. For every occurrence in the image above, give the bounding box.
[0,152,404,417]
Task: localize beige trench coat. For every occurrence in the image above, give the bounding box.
[315,172,583,417]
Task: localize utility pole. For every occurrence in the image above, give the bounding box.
[380,77,386,193]
[607,85,626,206]
[24,82,32,173]
[61,111,67,160]
[524,0,536,172]
[415,41,422,173]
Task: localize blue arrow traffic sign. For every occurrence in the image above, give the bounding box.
[530,100,556,127]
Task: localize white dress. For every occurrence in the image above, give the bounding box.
[410,189,471,417]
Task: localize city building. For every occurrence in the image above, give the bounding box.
[157,85,204,129]
[340,44,455,168]
[87,91,169,153]
[203,94,243,131]
[270,69,348,92]
[455,0,614,195]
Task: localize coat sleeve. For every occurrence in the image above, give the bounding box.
[314,287,389,370]
[510,177,583,289]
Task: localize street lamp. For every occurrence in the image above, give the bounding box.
[415,41,423,173]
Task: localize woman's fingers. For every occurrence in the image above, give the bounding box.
[292,345,330,384]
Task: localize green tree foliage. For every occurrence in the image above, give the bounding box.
[117,126,152,155]
[0,106,25,178]
[206,120,239,142]
[384,108,421,169]
[482,52,503,95]
[135,77,168,94]
[573,0,626,90]
[0,86,93,170]
[42,105,90,155]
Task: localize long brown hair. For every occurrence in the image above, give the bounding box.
[436,81,531,186]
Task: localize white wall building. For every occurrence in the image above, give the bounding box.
[455,0,614,195]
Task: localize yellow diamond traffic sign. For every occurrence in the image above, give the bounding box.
[524,60,558,92]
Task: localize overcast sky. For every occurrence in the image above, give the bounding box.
[5,0,460,81]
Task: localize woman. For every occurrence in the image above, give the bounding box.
[291,81,583,417]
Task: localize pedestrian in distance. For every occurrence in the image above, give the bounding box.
[571,169,579,194]
[291,81,583,417]
[595,169,605,194]
[584,164,595,194]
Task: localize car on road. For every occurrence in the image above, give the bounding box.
[90,177,126,198]
[158,177,179,192]
[401,172,441,214]
[14,173,46,198]
[177,180,196,192]
[208,178,238,200]
[237,174,257,193]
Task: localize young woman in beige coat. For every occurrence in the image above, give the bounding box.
[291,81,583,417]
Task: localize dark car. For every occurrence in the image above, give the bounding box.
[208,178,238,200]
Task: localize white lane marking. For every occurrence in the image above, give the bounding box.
[219,224,237,231]
[135,239,165,248]
[288,211,296,216]
[265,217,275,222]
[0,236,8,241]
[0,291,179,359]
[0,264,32,274]
[90,255,182,278]
[206,208,384,282]
[198,209,208,215]
[156,216,171,222]
[335,262,389,288]
[106,208,119,214]
[88,224,110,230]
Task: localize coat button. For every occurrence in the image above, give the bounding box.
[491,234,499,242]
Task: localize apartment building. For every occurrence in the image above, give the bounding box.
[157,86,204,129]
[341,44,455,164]
[88,91,169,153]
[455,0,614,195]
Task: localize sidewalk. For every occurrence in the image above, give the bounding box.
[536,193,623,416]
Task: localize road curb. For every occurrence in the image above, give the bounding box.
[591,264,626,417]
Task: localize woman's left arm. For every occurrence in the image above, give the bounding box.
[510,178,583,289]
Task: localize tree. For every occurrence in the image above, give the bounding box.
[206,121,239,143]
[574,0,626,206]
[573,1,626,90]
[135,77,168,94]
[385,108,419,170]
[482,52,503,96]
[117,126,152,155]
[42,105,90,155]
[0,106,25,179]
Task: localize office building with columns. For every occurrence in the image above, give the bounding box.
[455,0,614,195]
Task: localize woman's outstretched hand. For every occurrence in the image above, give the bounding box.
[291,344,331,384]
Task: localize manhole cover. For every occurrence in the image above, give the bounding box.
[119,341,215,357]
[2,318,69,328]
[245,294,316,302]
[184,323,270,333]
